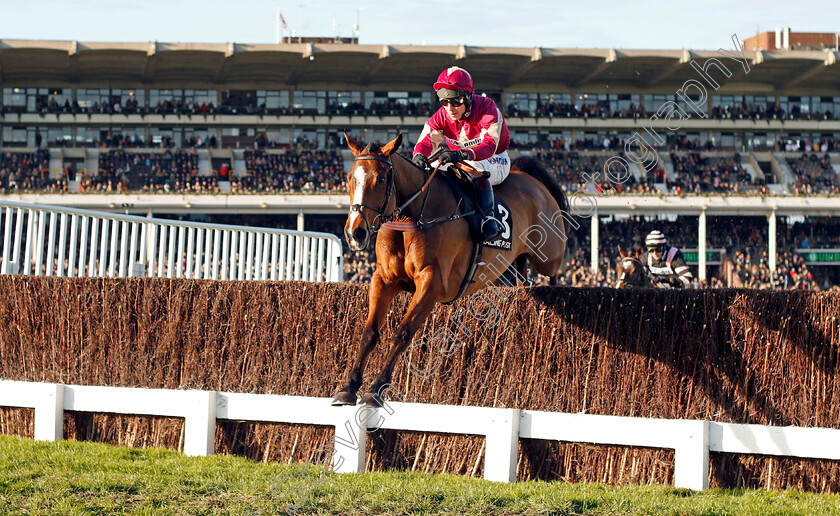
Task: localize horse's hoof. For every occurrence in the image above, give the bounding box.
[359,392,383,407]
[331,391,357,406]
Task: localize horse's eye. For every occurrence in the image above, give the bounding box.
[376,175,385,184]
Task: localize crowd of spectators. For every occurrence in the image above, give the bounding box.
[49,132,218,149]
[669,152,760,194]
[787,153,840,194]
[0,150,66,192]
[237,149,344,193]
[88,150,206,193]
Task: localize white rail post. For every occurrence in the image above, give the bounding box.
[484,408,520,483]
[333,406,367,474]
[34,383,64,442]
[183,390,216,456]
[673,419,709,490]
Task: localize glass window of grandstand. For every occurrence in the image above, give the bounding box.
[266,129,291,147]
[712,95,742,118]
[2,87,28,112]
[292,128,322,148]
[326,91,362,115]
[221,127,256,148]
[149,127,181,147]
[184,90,217,112]
[643,94,676,114]
[675,93,704,117]
[777,96,833,119]
[538,93,573,117]
[183,128,217,148]
[110,89,145,112]
[25,88,73,113]
[103,127,146,147]
[257,90,290,113]
[575,93,609,116]
[507,93,537,116]
[293,90,326,114]
[574,93,636,117]
[221,90,255,113]
[77,88,111,112]
[46,127,72,147]
[743,132,774,151]
[2,126,38,147]
[710,132,736,150]
[364,91,431,116]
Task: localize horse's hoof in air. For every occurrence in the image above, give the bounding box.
[359,392,383,407]
[331,391,357,406]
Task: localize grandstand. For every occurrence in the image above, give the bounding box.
[1,38,839,289]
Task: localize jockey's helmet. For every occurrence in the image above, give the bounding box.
[645,230,667,251]
[434,66,474,95]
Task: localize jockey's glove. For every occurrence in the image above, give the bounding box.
[438,149,470,165]
[669,276,684,287]
[412,153,429,169]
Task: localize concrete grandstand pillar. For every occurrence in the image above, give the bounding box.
[297,210,305,231]
[698,209,707,282]
[590,211,599,275]
[768,209,777,277]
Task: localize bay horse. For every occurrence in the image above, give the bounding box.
[333,133,571,406]
[615,245,650,288]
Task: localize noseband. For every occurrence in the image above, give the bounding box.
[349,156,397,235]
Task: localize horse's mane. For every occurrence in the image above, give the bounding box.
[512,156,571,226]
[359,142,382,155]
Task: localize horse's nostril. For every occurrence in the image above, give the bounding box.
[353,227,367,242]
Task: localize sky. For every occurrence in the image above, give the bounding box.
[0,0,837,50]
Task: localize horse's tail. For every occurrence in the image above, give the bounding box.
[511,155,571,232]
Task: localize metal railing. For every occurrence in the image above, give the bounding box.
[0,200,343,282]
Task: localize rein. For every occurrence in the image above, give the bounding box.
[351,151,446,235]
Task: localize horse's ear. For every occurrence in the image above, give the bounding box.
[636,245,644,259]
[381,133,403,157]
[618,245,626,258]
[344,132,362,156]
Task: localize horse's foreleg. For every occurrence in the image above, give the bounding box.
[332,274,399,406]
[360,270,440,406]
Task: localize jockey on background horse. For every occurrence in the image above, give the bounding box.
[642,230,694,288]
[411,66,509,243]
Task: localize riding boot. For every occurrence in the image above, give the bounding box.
[473,176,503,242]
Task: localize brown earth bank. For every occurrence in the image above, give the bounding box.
[1,276,838,491]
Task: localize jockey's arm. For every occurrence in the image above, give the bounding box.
[669,250,693,287]
[413,112,447,158]
[464,105,504,162]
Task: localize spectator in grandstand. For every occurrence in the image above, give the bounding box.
[412,67,511,242]
[641,231,693,288]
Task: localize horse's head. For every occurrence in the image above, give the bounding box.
[615,245,647,288]
[344,132,403,252]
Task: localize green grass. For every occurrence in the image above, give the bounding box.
[1,435,839,515]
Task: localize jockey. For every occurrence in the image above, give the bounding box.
[642,230,693,288]
[412,66,511,242]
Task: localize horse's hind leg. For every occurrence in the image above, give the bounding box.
[332,273,399,406]
[360,270,440,406]
[515,255,532,286]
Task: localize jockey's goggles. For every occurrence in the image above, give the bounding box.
[648,245,665,253]
[439,96,467,106]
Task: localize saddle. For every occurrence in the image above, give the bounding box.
[437,166,486,243]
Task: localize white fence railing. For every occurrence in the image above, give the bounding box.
[3,380,840,490]
[0,200,343,282]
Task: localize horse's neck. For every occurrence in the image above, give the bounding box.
[393,156,446,219]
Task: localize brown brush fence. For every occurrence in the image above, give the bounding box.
[0,276,839,492]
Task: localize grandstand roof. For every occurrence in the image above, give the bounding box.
[1,40,838,93]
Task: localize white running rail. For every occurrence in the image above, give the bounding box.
[3,379,840,490]
[0,200,343,282]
